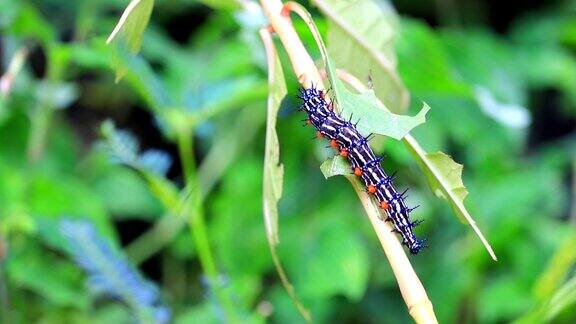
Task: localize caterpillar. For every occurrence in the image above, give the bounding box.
[298,85,426,254]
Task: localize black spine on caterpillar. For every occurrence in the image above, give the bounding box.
[298,86,426,254]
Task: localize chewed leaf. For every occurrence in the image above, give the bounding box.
[424,152,468,203]
[288,2,426,139]
[314,0,409,113]
[322,33,429,140]
[320,156,350,178]
[404,135,497,261]
[337,87,430,140]
[421,152,469,222]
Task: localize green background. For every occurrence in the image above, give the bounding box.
[1,0,576,323]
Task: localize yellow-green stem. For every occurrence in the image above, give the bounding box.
[126,107,265,266]
[26,45,63,163]
[27,105,52,162]
[176,131,238,323]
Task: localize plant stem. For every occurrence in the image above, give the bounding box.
[571,156,576,224]
[347,176,436,324]
[126,213,185,265]
[126,107,265,266]
[27,105,52,162]
[0,236,9,324]
[176,131,238,323]
[259,0,322,89]
[26,46,62,163]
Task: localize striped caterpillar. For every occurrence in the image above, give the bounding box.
[298,85,426,254]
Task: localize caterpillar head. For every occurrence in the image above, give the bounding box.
[408,239,427,255]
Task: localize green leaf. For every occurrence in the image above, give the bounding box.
[211,158,271,277]
[315,0,409,113]
[106,0,155,80]
[175,303,221,324]
[260,29,311,322]
[112,47,172,109]
[320,155,350,178]
[67,39,115,69]
[403,136,497,260]
[478,276,532,323]
[90,304,133,324]
[534,234,576,302]
[196,0,240,10]
[92,167,163,220]
[262,39,286,246]
[546,275,576,321]
[183,77,268,126]
[338,93,430,140]
[517,234,576,323]
[421,152,468,203]
[297,3,429,140]
[28,176,109,225]
[7,242,89,308]
[34,81,78,110]
[29,188,116,252]
[323,57,429,140]
[294,225,370,301]
[440,30,525,106]
[175,301,262,324]
[322,44,430,139]
[106,0,154,53]
[99,121,181,213]
[7,3,56,44]
[396,19,470,96]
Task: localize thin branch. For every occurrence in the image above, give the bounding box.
[259,0,437,322]
[259,0,322,89]
[348,177,436,323]
[571,155,576,224]
[338,71,437,324]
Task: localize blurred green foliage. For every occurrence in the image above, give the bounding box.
[1,0,576,323]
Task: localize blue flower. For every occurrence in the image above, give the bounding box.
[59,219,170,324]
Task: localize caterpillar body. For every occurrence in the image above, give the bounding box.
[298,86,426,254]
